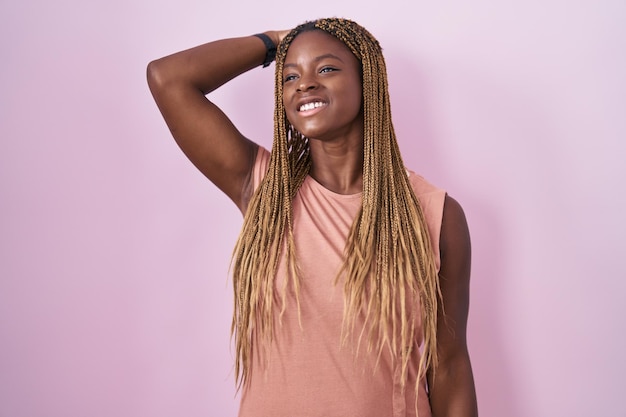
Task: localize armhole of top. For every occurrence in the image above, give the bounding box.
[252,146,271,191]
[430,191,447,272]
[408,171,447,272]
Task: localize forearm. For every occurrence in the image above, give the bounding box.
[428,352,478,417]
[147,32,280,95]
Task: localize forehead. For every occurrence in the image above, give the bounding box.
[284,30,357,63]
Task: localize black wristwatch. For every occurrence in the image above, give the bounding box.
[253,33,277,68]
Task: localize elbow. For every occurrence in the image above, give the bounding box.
[146,58,166,92]
[147,57,195,96]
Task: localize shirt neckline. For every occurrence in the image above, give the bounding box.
[304,175,363,200]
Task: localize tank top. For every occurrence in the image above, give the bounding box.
[238,147,446,417]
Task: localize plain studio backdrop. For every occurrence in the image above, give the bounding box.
[1,1,624,416]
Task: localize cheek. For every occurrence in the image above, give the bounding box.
[284,108,301,132]
[282,94,295,125]
[344,83,364,116]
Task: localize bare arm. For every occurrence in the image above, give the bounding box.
[428,195,479,417]
[146,31,287,212]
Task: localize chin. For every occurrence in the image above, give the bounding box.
[292,125,325,140]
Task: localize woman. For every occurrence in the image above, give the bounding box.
[147,17,478,417]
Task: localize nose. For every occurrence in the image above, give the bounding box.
[296,74,319,92]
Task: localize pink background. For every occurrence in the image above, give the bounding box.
[1,1,624,416]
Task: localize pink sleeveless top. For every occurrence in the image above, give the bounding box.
[238,147,446,417]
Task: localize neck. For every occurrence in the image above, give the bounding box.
[308,138,364,195]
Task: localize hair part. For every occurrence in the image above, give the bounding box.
[231,17,441,405]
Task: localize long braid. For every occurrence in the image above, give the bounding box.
[231,18,441,404]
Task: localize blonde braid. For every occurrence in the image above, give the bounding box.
[231,18,441,403]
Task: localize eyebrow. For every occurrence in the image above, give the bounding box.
[283,53,344,69]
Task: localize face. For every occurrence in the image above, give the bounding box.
[282,30,363,142]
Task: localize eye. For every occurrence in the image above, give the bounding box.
[283,73,298,83]
[320,66,338,74]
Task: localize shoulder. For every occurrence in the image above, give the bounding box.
[407,170,444,198]
[440,195,471,271]
[441,196,470,245]
[407,170,446,222]
[406,171,448,269]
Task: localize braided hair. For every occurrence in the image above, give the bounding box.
[231,18,441,397]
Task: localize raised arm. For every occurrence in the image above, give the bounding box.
[146,31,287,212]
[428,195,479,417]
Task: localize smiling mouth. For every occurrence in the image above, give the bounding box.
[298,101,327,112]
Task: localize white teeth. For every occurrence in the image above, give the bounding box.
[299,102,325,112]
